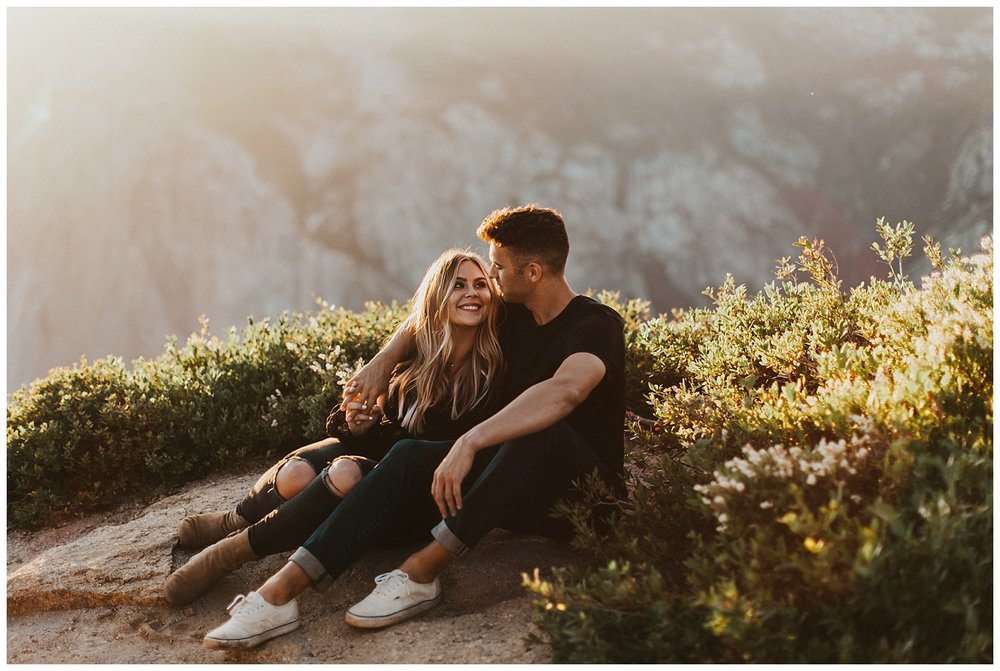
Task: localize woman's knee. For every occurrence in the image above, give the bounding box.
[323,458,363,498]
[274,458,319,499]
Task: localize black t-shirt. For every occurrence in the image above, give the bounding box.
[497,295,626,475]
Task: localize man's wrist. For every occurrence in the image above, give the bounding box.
[459,426,489,454]
[369,349,391,370]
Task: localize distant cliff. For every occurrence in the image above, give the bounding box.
[7,7,992,390]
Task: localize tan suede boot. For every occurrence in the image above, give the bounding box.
[165,530,257,606]
[176,509,249,548]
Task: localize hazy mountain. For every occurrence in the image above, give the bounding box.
[7,7,992,391]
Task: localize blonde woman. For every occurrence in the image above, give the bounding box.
[165,249,504,605]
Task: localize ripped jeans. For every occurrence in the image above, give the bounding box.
[233,437,387,557]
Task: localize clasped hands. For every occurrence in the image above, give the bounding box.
[342,396,383,436]
[341,360,390,437]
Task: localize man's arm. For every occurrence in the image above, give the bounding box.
[431,351,607,517]
[340,322,416,411]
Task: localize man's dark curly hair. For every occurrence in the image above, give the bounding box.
[476,204,569,273]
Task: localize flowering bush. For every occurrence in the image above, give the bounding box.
[526,225,992,663]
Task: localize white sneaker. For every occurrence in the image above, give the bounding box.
[344,569,442,629]
[203,591,300,649]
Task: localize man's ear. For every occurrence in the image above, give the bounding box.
[525,261,544,283]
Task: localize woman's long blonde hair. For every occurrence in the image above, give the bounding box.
[389,249,503,434]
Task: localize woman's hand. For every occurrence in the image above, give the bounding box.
[344,400,383,436]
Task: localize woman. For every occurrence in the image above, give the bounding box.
[165,249,503,605]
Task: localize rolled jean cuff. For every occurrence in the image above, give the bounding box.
[289,547,335,592]
[431,520,469,558]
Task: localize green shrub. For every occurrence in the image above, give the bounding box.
[589,290,656,411]
[526,224,992,663]
[7,299,407,528]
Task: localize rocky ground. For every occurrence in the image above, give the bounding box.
[7,464,586,664]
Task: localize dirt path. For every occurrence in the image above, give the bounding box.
[6,465,584,664]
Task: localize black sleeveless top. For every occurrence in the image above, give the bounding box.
[325,378,501,456]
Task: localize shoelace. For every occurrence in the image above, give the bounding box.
[226,593,262,618]
[372,570,410,598]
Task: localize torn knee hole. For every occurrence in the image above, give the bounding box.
[275,458,318,499]
[324,460,362,498]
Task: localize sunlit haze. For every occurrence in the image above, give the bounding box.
[7,7,992,391]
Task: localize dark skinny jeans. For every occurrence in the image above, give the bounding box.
[232,438,385,557]
[290,421,617,590]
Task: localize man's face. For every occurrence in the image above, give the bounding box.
[488,244,526,303]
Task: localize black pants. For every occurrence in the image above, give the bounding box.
[431,420,617,556]
[290,421,617,590]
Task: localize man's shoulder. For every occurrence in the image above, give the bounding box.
[571,295,625,329]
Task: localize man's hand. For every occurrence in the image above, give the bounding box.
[432,437,478,518]
[341,357,393,412]
[342,323,416,411]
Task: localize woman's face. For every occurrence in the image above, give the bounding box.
[447,259,493,329]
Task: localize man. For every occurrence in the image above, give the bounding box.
[202,204,625,648]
